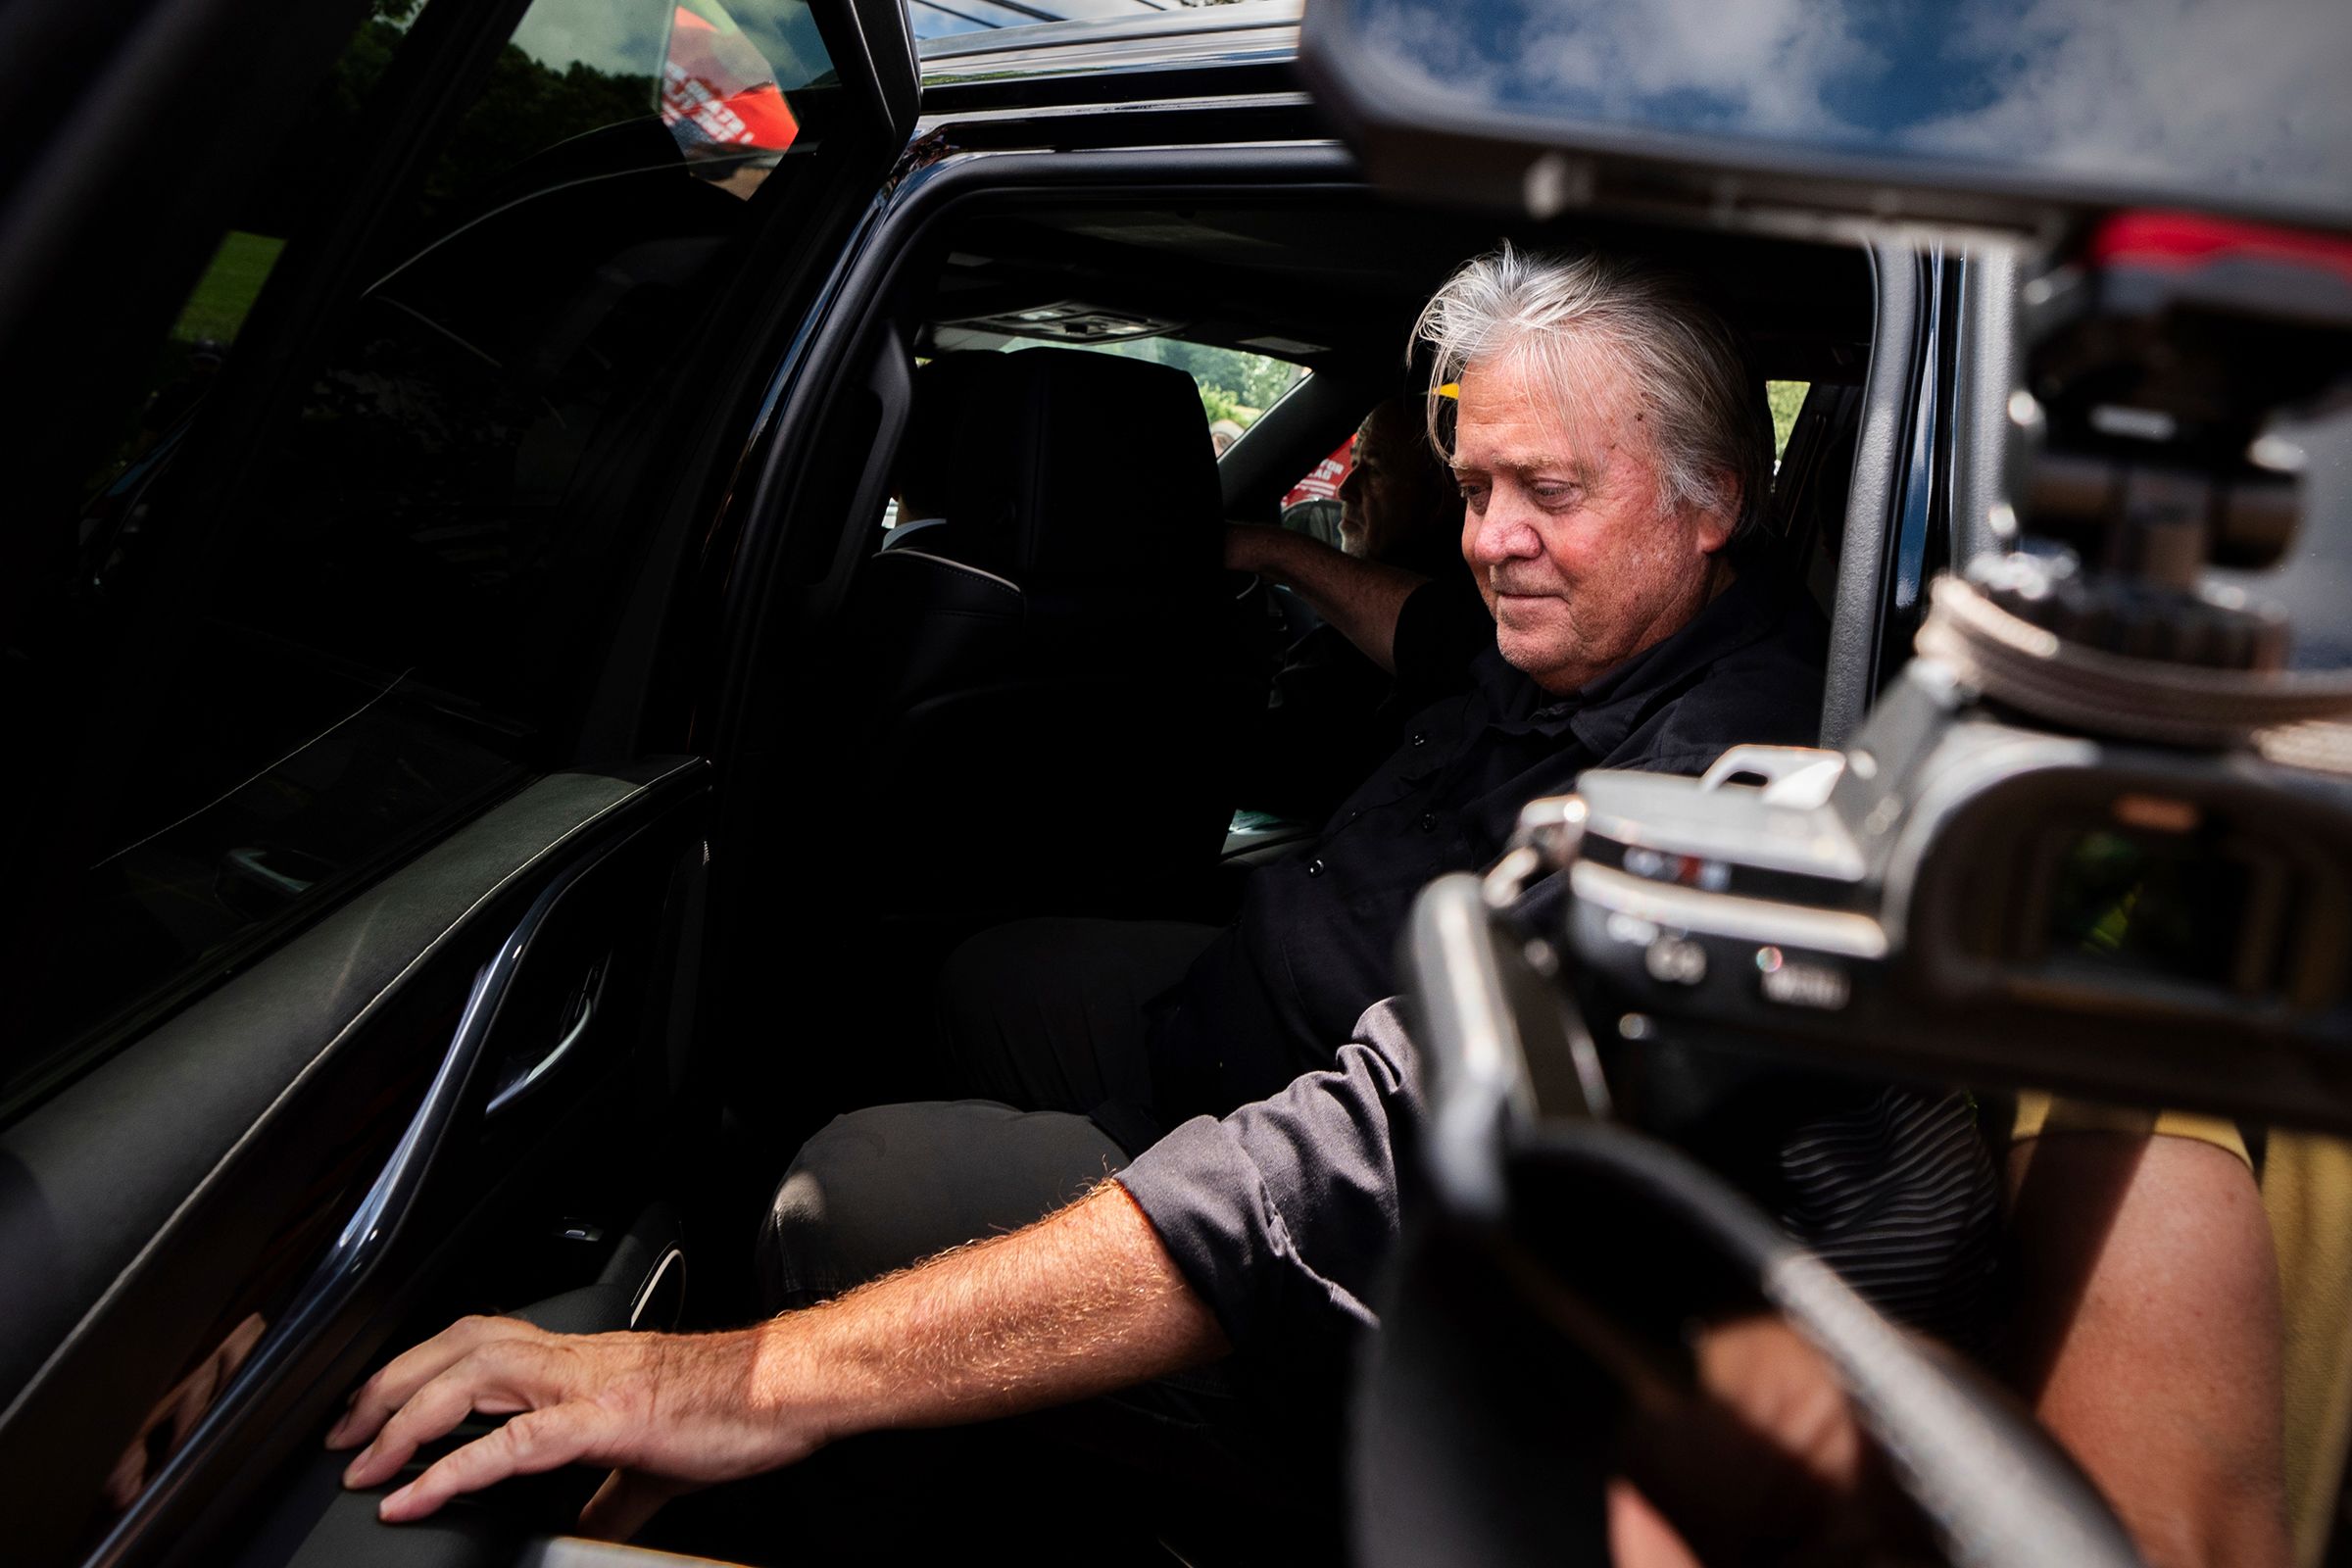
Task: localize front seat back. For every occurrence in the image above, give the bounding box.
[833,346,1245,926]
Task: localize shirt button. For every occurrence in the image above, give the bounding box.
[1419,812,1438,832]
[1346,809,1361,823]
[1306,858,1326,876]
[1410,732,1429,748]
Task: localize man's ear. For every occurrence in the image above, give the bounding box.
[1694,485,1740,557]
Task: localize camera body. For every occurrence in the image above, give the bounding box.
[1555,659,2352,1130]
[1524,213,2352,1132]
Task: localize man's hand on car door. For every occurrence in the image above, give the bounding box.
[326,1314,825,1539]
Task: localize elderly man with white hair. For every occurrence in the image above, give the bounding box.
[324,249,2010,1556]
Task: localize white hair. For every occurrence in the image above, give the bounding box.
[1413,245,1772,540]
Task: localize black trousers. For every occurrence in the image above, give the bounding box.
[756,916,1219,1310]
[934,916,1222,1120]
[749,918,1323,1521]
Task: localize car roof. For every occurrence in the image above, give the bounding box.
[905,0,1869,386]
[919,0,1300,88]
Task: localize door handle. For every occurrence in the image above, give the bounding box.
[485,956,608,1117]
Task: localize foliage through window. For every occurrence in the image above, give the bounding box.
[1010,336,1307,441]
[1768,379,1807,464]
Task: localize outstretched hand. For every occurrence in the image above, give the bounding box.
[323,1187,1225,1542]
[325,1315,821,1540]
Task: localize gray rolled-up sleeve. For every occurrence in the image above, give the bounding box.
[1113,1000,1424,1351]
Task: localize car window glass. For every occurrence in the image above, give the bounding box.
[1768,379,1807,466]
[1280,435,1354,549]
[5,0,845,1113]
[661,0,808,157]
[1004,336,1307,458]
[77,9,417,501]
[1274,379,1809,553]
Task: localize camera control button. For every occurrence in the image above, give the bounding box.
[1643,936,1707,985]
[1756,947,1851,1010]
[1605,911,1659,946]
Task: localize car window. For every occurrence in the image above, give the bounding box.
[1280,435,1354,549]
[1004,336,1308,458]
[4,0,847,1113]
[1768,379,1808,465]
[1275,378,1808,553]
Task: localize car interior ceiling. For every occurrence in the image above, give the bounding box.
[699,186,1878,1169]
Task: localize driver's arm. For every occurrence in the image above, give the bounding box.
[1226,524,1429,670]
[2003,1108,2291,1568]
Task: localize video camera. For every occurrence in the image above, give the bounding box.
[1509,214,2352,1133]
[1375,220,2352,1568]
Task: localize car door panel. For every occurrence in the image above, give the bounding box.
[0,760,708,1566]
[0,0,924,1554]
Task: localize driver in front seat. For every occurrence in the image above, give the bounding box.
[1238,394,1477,823]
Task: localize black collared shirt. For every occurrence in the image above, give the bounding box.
[1148,571,1828,1121]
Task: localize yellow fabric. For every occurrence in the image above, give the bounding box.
[2010,1094,2352,1567]
[2008,1091,2250,1162]
[2262,1134,2352,1567]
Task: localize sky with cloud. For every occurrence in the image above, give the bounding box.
[1359,0,2351,216]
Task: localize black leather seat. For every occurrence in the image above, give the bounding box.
[827,346,1248,926]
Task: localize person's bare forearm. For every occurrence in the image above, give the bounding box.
[776,1182,1228,1439]
[331,1183,1226,1531]
[1229,525,1428,670]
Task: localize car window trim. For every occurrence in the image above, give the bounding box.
[1821,243,1927,748]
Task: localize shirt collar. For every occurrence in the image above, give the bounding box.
[1472,572,1789,756]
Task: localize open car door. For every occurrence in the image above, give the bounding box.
[0,0,917,1564]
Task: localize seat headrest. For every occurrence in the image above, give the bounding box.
[943,347,1223,586]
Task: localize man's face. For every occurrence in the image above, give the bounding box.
[1453,346,1734,694]
[1337,404,1432,562]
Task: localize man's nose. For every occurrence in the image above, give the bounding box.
[1467,498,1542,565]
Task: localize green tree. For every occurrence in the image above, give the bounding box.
[1767,380,1809,461]
[1198,383,1247,426]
